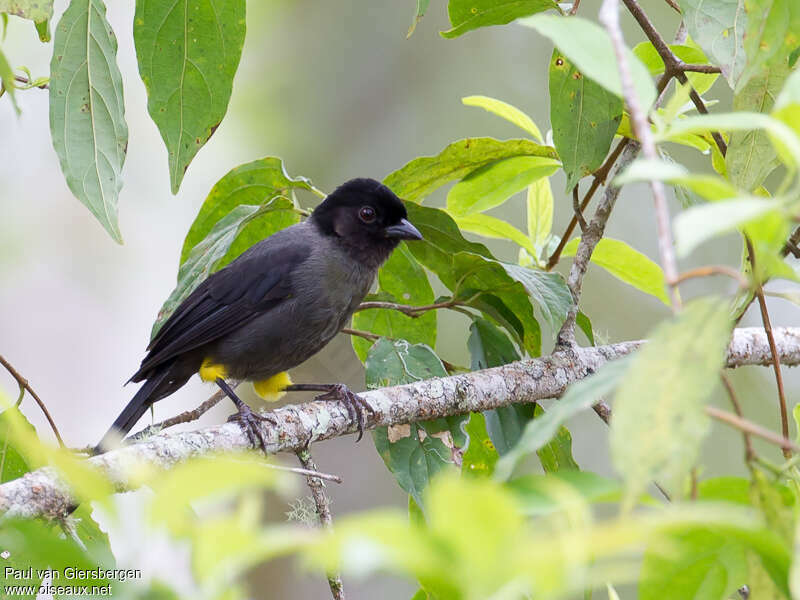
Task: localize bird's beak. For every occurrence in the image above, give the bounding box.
[384,218,423,240]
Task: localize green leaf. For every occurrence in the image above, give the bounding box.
[633,41,718,95]
[181,157,309,266]
[640,529,748,600]
[774,68,800,143]
[384,137,558,203]
[742,0,800,88]
[351,244,436,361]
[501,263,573,332]
[69,504,115,569]
[616,158,739,201]
[366,339,453,505]
[533,404,579,473]
[675,197,783,257]
[0,45,17,113]
[49,0,127,243]
[454,213,538,256]
[134,0,246,193]
[549,50,622,191]
[527,177,554,256]
[562,237,670,305]
[507,471,624,515]
[462,95,544,142]
[679,0,747,89]
[461,412,499,478]
[611,298,732,507]
[0,408,36,483]
[441,0,558,39]
[494,357,631,480]
[407,0,429,37]
[447,156,559,215]
[522,14,657,110]
[0,0,52,22]
[153,199,292,337]
[726,60,791,191]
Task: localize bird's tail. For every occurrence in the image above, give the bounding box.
[95,366,173,453]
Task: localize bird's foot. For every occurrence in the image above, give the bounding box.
[227,403,275,454]
[315,383,375,442]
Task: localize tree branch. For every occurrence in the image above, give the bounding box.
[1,328,799,520]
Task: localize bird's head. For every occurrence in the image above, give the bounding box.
[310,178,422,264]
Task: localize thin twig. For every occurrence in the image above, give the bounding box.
[601,0,681,309]
[13,74,48,89]
[296,449,345,600]
[720,374,755,462]
[128,387,233,442]
[340,327,380,342]
[663,0,681,13]
[781,226,800,258]
[356,299,462,317]
[572,186,588,233]
[705,406,800,454]
[569,0,581,15]
[0,354,65,447]
[674,265,749,289]
[745,236,791,458]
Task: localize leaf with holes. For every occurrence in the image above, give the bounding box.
[49,0,127,243]
[384,138,557,202]
[441,0,559,38]
[549,50,622,191]
[134,0,246,193]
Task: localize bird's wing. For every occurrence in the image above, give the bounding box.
[132,240,311,379]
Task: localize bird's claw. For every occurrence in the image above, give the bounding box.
[316,384,374,442]
[227,404,275,454]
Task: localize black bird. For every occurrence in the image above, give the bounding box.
[98,178,422,452]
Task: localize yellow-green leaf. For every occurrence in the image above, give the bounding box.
[462,95,543,142]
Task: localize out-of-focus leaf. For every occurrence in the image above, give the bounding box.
[679,0,746,89]
[0,408,36,483]
[384,138,558,202]
[134,0,246,193]
[367,339,453,506]
[494,357,631,480]
[0,0,51,22]
[611,298,732,507]
[462,95,544,141]
[180,157,310,265]
[446,155,559,215]
[501,263,572,332]
[549,50,622,191]
[461,412,498,478]
[640,529,748,600]
[533,404,579,473]
[742,0,800,88]
[774,68,800,142]
[508,471,623,515]
[454,213,537,256]
[697,476,751,505]
[616,158,739,201]
[674,197,783,257]
[352,244,437,361]
[726,61,791,191]
[153,200,292,337]
[522,14,657,110]
[633,41,718,95]
[0,45,18,113]
[527,177,553,256]
[49,0,127,243]
[407,0,429,37]
[70,504,115,569]
[441,0,558,39]
[562,237,669,305]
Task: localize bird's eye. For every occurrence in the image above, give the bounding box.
[359,206,377,223]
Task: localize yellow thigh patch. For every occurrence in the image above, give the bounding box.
[198,358,228,382]
[253,372,293,402]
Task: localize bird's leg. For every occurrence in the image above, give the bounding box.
[283,383,374,442]
[216,378,274,453]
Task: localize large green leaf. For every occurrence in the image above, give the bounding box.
[0,408,37,484]
[742,0,800,88]
[454,213,537,256]
[180,157,309,266]
[549,50,622,191]
[562,237,670,305]
[494,356,631,481]
[366,339,453,506]
[611,298,733,507]
[0,0,51,22]
[134,0,246,193]
[501,264,573,332]
[446,156,559,215]
[152,199,292,337]
[384,138,558,202]
[522,14,657,110]
[351,244,437,361]
[49,0,127,243]
[441,0,558,39]
[462,95,544,142]
[679,0,747,89]
[633,42,718,95]
[640,529,748,600]
[726,60,791,191]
